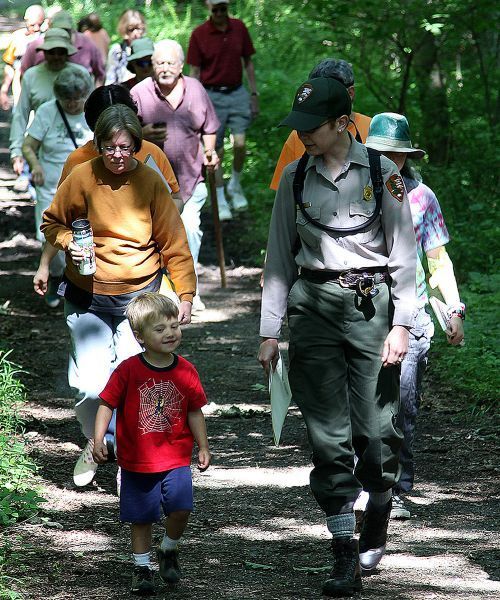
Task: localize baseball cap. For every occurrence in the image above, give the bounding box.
[279,77,352,131]
[366,113,426,158]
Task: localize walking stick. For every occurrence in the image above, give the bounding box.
[207,168,227,288]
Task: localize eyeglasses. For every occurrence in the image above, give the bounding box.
[127,25,145,33]
[102,144,133,156]
[212,6,228,14]
[134,58,152,68]
[44,48,68,56]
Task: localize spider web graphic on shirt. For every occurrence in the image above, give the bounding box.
[138,378,184,434]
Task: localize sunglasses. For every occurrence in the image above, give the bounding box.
[134,58,152,68]
[44,48,68,56]
[212,6,228,14]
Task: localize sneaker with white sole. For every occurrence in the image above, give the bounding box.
[44,276,61,309]
[217,196,233,221]
[227,179,249,211]
[73,439,98,487]
[192,295,206,312]
[358,499,391,571]
[391,494,411,519]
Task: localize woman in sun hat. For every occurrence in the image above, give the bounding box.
[9,28,91,205]
[365,112,465,519]
[258,78,417,596]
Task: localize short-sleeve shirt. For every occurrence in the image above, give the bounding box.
[404,178,450,306]
[27,99,93,167]
[187,17,255,87]
[131,76,220,201]
[26,99,93,202]
[100,353,207,473]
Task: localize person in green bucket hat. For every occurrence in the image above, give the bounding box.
[259,80,418,596]
[364,112,465,519]
[124,37,154,90]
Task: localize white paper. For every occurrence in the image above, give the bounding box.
[144,154,172,193]
[269,354,292,446]
[429,296,449,332]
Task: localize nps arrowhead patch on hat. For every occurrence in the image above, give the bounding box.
[386,174,405,202]
[297,83,313,104]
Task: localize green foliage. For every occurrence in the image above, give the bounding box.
[42,1,497,401]
[429,275,500,411]
[0,351,43,598]
[0,351,44,528]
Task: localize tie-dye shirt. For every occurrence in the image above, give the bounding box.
[404,178,449,306]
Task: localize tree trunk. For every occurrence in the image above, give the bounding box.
[413,32,450,164]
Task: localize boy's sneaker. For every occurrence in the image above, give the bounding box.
[358,499,391,571]
[391,494,411,519]
[227,179,248,211]
[157,548,182,583]
[130,565,155,595]
[73,439,98,487]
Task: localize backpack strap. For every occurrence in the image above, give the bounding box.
[56,100,78,149]
[292,148,383,236]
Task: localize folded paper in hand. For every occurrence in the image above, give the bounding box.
[144,154,172,193]
[269,354,292,446]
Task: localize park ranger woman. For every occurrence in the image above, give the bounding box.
[258,78,417,597]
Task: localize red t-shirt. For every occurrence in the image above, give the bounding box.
[100,354,207,473]
[187,17,255,87]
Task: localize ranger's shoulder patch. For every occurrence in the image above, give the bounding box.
[386,174,405,202]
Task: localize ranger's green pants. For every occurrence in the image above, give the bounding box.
[287,277,402,516]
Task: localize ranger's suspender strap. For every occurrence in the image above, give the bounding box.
[293,148,383,236]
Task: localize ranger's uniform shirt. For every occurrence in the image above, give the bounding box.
[260,137,417,339]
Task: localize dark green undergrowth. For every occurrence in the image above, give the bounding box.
[0,350,44,598]
[428,275,500,412]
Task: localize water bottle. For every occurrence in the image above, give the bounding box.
[72,218,96,276]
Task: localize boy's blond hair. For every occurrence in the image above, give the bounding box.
[126,292,179,334]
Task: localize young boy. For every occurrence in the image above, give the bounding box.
[93,292,211,596]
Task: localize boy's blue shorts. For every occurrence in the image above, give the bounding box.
[120,466,193,524]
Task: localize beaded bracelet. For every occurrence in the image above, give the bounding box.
[447,302,466,321]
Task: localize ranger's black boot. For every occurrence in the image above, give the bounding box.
[322,537,362,597]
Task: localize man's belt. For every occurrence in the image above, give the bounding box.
[300,267,389,298]
[204,84,242,94]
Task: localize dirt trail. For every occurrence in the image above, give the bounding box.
[0,106,499,600]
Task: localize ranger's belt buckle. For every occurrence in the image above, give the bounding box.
[356,275,379,298]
